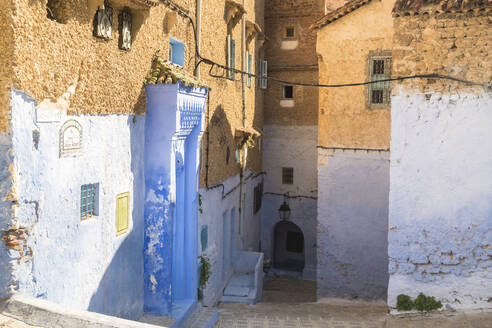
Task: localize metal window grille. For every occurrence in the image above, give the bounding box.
[81,183,99,220]
[369,57,392,105]
[282,167,294,185]
[284,26,296,39]
[259,60,268,89]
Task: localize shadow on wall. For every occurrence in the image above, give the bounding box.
[88,115,145,320]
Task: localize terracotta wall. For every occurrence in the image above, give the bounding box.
[316,0,394,149]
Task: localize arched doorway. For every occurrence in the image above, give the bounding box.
[273,221,305,272]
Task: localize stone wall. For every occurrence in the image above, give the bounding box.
[316,0,393,149]
[0,0,12,133]
[7,90,145,319]
[388,9,492,309]
[317,149,390,300]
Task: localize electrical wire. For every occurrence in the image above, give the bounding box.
[160,0,491,89]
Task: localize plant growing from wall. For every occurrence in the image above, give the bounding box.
[198,193,203,214]
[198,254,211,300]
[396,293,442,312]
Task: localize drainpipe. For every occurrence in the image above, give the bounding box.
[194,0,201,78]
[238,0,247,248]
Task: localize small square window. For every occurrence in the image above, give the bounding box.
[170,38,185,67]
[284,26,296,39]
[81,183,99,220]
[282,167,294,185]
[283,86,293,99]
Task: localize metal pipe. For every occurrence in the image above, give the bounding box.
[194,0,201,78]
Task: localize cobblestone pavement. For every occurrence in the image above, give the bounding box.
[215,275,492,328]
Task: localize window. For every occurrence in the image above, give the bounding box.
[259,60,268,89]
[170,38,185,67]
[253,183,263,214]
[369,56,392,106]
[284,26,296,39]
[286,231,304,253]
[282,167,294,185]
[227,35,236,80]
[81,183,99,220]
[246,52,253,88]
[47,0,69,23]
[282,85,294,99]
[116,192,130,235]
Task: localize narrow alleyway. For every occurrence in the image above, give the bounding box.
[215,276,492,328]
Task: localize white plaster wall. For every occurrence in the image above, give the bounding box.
[8,90,145,319]
[0,131,13,299]
[261,125,318,280]
[317,149,390,300]
[198,170,263,306]
[388,88,492,309]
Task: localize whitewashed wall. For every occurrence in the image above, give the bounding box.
[198,170,263,306]
[7,90,146,319]
[261,125,318,280]
[388,88,492,309]
[317,148,390,300]
[0,131,13,300]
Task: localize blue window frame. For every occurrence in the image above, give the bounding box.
[227,35,235,80]
[170,38,185,67]
[81,183,99,220]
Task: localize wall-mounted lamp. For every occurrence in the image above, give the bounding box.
[278,194,291,220]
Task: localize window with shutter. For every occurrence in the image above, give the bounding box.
[368,55,392,107]
[116,192,129,236]
[227,35,235,80]
[247,53,252,88]
[170,38,185,67]
[259,60,267,89]
[282,167,294,185]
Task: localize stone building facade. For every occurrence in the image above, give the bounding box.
[312,0,393,301]
[260,0,324,281]
[388,0,492,309]
[0,0,265,324]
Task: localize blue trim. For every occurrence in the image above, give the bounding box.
[170,38,185,67]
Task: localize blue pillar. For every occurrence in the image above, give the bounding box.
[143,83,207,319]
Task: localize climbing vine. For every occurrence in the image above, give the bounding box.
[198,254,211,300]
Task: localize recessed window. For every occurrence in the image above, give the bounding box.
[170,38,185,67]
[253,183,263,214]
[81,183,99,220]
[47,0,69,23]
[116,192,130,236]
[282,167,294,185]
[259,60,268,89]
[282,85,294,99]
[284,26,296,39]
[119,9,132,51]
[94,2,113,39]
[369,56,392,106]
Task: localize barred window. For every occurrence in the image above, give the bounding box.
[369,56,392,106]
[81,183,99,220]
[282,167,294,185]
[253,183,263,214]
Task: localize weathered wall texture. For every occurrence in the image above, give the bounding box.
[8,90,145,319]
[388,9,492,308]
[198,170,263,306]
[316,0,393,149]
[0,0,13,133]
[317,149,390,300]
[0,132,13,300]
[261,125,318,280]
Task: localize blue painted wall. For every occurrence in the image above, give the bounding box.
[144,83,207,317]
[0,132,13,300]
[8,90,146,319]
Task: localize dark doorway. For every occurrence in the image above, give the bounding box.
[273,221,305,272]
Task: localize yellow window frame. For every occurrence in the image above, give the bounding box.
[116,192,130,236]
